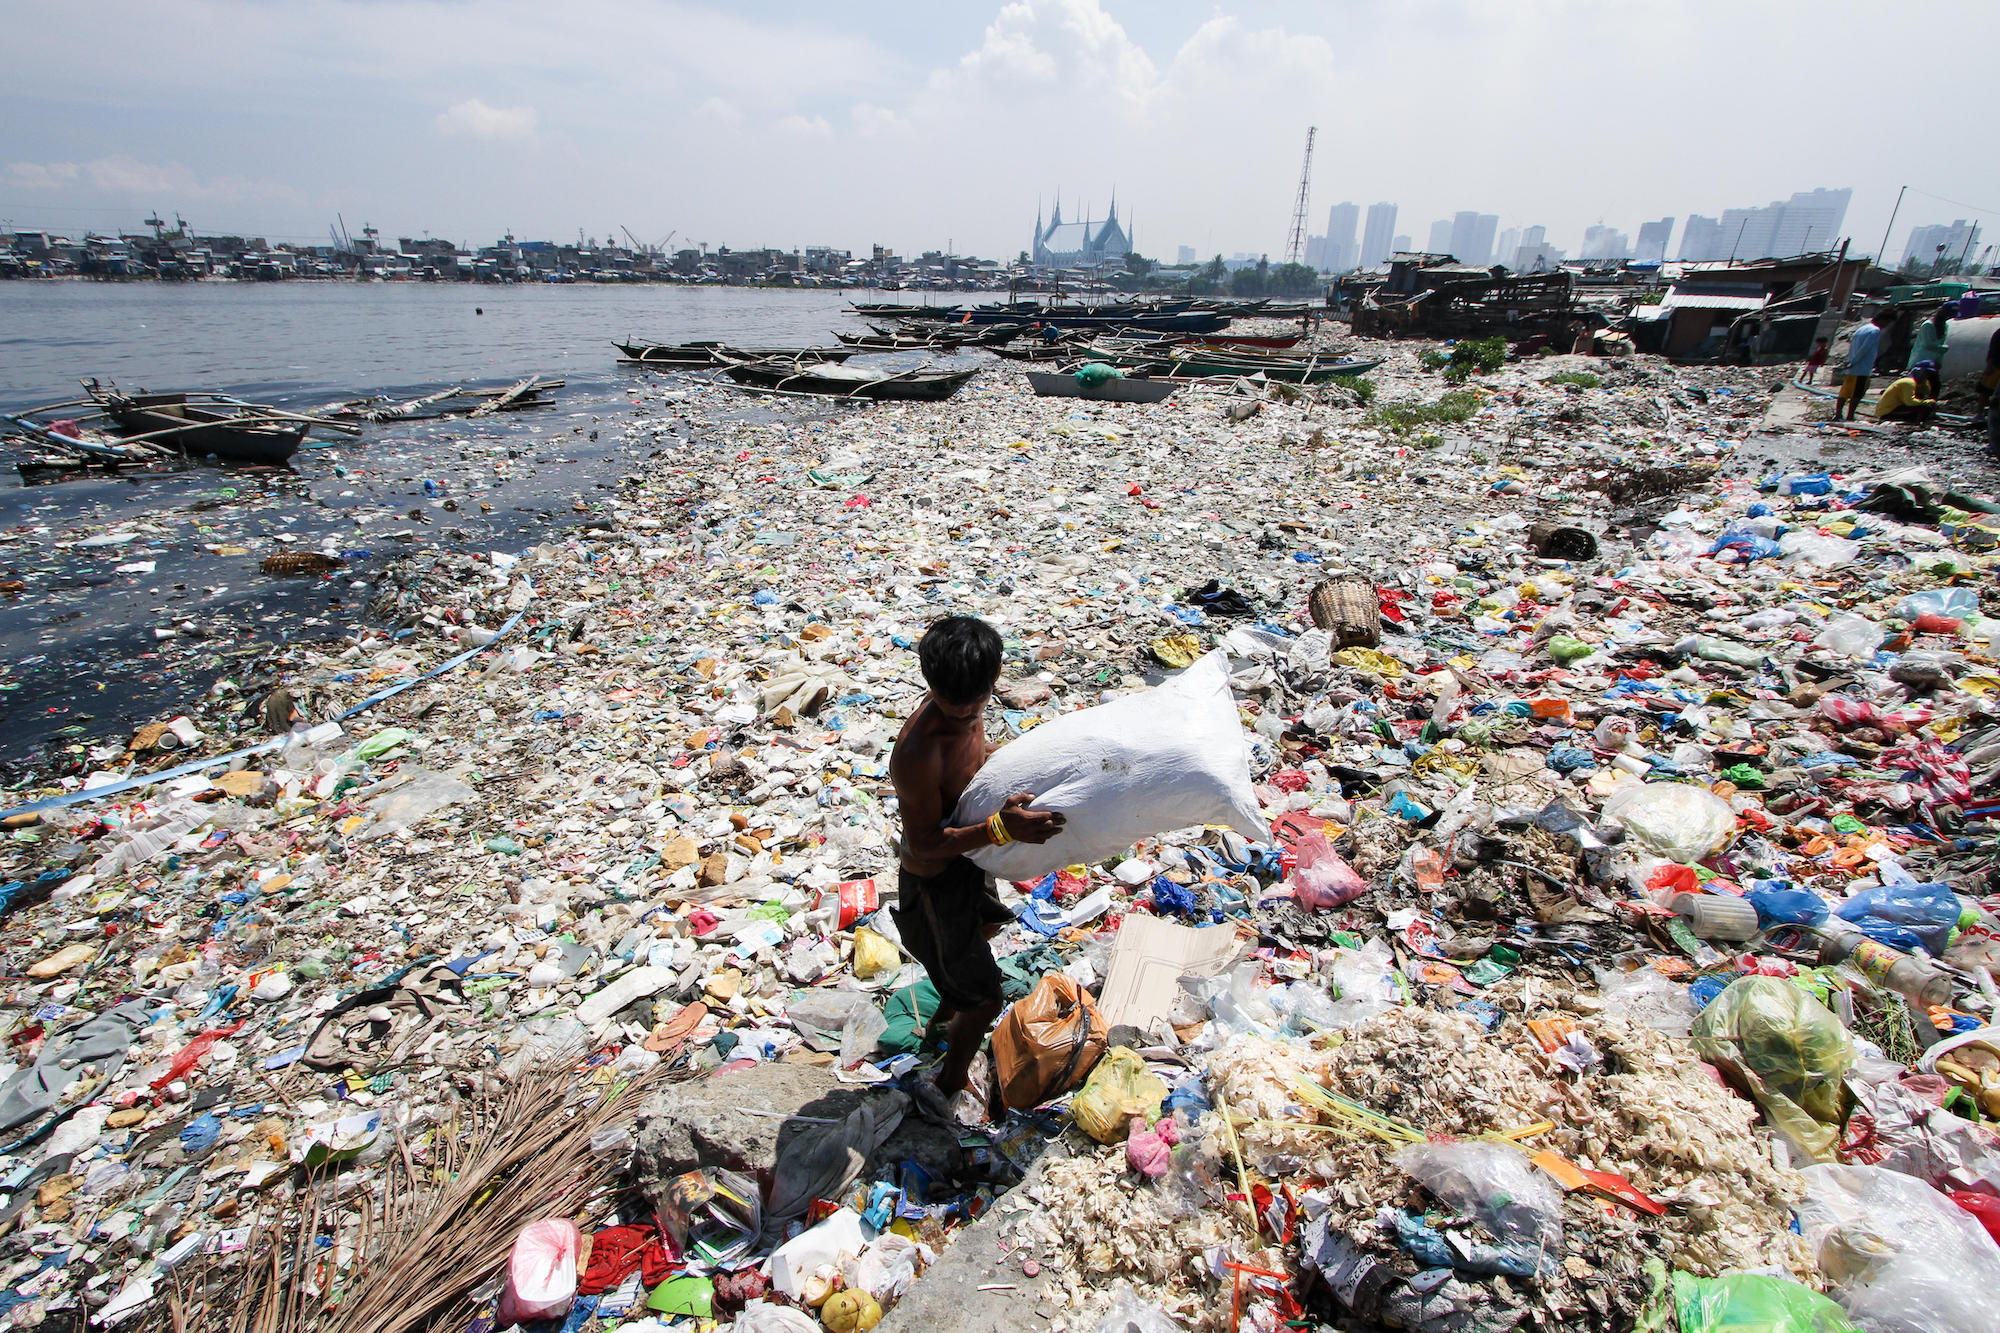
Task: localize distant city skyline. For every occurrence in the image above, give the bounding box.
[1,1,1990,268]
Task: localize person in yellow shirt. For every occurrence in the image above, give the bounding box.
[1873,362,1939,422]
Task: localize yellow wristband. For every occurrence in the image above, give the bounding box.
[987,812,1013,846]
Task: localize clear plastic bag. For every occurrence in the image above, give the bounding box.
[1602,781,1739,863]
[359,767,475,840]
[1390,1139,1564,1255]
[1815,613,1884,660]
[1799,1163,2000,1333]
[1594,964,1696,1036]
[1094,1283,1186,1333]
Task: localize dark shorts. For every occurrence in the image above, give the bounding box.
[891,856,1013,1013]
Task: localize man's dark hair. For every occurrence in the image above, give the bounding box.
[918,615,1003,705]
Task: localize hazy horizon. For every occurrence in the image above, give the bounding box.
[2,0,1992,267]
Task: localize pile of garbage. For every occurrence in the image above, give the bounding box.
[0,333,1998,1333]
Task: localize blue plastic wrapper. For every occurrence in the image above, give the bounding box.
[1688,975,1730,1010]
[1151,876,1200,917]
[1775,471,1833,496]
[1708,534,1782,560]
[1834,881,1959,954]
[1546,746,1595,773]
[1750,884,1830,927]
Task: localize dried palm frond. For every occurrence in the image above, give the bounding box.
[146,1052,679,1333]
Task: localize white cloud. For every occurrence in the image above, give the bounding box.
[693,97,744,126]
[774,114,832,139]
[434,98,538,141]
[851,102,911,138]
[2,156,294,204]
[3,162,83,190]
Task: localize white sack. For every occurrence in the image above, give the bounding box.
[951,651,1268,880]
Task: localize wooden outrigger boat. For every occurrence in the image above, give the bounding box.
[2,381,360,475]
[717,357,978,402]
[1024,370,1179,403]
[615,340,857,367]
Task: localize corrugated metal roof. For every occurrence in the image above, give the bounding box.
[1659,292,1768,312]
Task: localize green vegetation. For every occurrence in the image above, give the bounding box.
[1418,348,1451,371]
[1369,390,1482,434]
[1439,336,1508,383]
[1545,370,1603,389]
[1330,374,1377,404]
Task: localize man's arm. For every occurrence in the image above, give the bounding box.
[891,745,1001,864]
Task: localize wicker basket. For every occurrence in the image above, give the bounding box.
[1308,579,1380,648]
[260,551,344,576]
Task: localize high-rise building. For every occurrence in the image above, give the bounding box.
[1323,202,1360,272]
[1512,228,1562,271]
[1361,202,1397,267]
[1697,189,1851,262]
[1176,245,1196,265]
[1581,225,1630,261]
[1770,188,1849,257]
[1679,215,1723,261]
[1902,219,1982,271]
[1392,234,1411,254]
[1494,227,1520,270]
[1719,206,1775,260]
[1634,217,1674,265]
[1426,219,1453,254]
[1445,211,1498,265]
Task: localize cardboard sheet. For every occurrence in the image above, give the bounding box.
[1096,914,1245,1029]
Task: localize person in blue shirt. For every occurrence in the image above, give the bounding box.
[1839,309,1892,421]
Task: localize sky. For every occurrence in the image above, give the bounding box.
[2,0,1994,266]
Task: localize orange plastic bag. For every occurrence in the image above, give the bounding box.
[990,974,1106,1110]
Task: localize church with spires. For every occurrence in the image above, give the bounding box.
[1031,193,1132,268]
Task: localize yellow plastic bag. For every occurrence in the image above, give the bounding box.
[852,927,898,980]
[1072,1047,1167,1145]
[1331,647,1403,678]
[1149,634,1202,669]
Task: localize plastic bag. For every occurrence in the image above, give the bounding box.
[1073,1047,1167,1145]
[732,1301,823,1333]
[785,989,878,1053]
[990,973,1107,1110]
[1286,832,1367,910]
[1594,965,1696,1036]
[1671,1271,1859,1333]
[359,767,476,840]
[841,1233,934,1303]
[1898,587,1979,620]
[1752,884,1831,927]
[1950,1191,2000,1247]
[1602,782,1738,864]
[1075,361,1124,386]
[1835,882,1960,955]
[952,651,1268,880]
[1390,1140,1564,1255]
[1816,613,1884,661]
[1094,1284,1185,1333]
[496,1218,580,1325]
[851,926,898,980]
[1781,532,1861,569]
[1692,976,1854,1162]
[1798,1163,2000,1333]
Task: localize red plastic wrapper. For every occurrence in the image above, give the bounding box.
[150,1019,247,1090]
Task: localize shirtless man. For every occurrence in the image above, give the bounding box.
[888,615,1063,1117]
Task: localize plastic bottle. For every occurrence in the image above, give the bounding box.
[1813,923,1956,1007]
[1683,636,1764,669]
